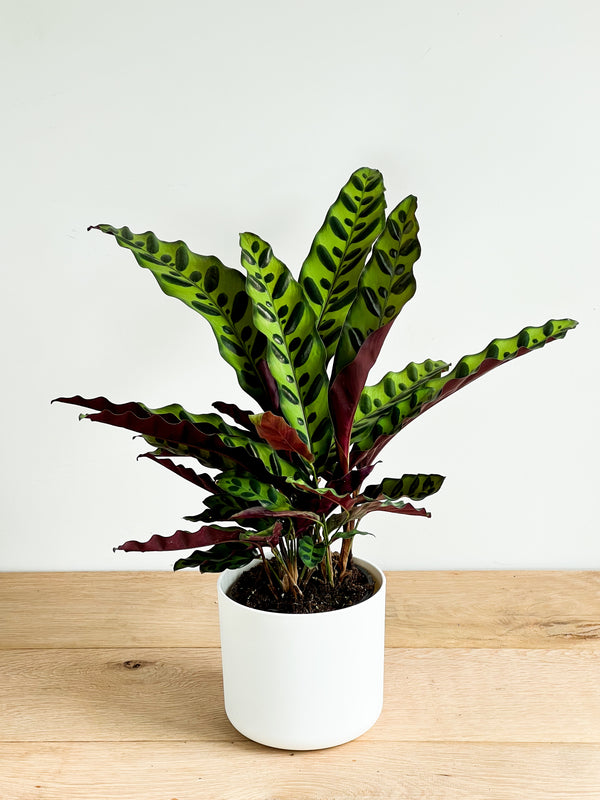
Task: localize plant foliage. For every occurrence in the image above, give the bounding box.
[55,168,577,598]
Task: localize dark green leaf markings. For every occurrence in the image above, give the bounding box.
[90,225,271,410]
[299,168,386,360]
[240,232,332,464]
[333,194,421,380]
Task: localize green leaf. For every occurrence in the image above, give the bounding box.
[298,536,327,568]
[332,194,421,379]
[173,542,258,573]
[299,167,386,360]
[90,225,271,409]
[353,318,579,465]
[216,471,291,508]
[240,232,332,464]
[330,528,374,541]
[352,359,449,448]
[363,474,445,502]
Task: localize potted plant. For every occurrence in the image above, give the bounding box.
[55,167,577,750]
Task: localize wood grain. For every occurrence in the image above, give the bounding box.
[2,570,599,649]
[2,742,600,800]
[1,571,599,799]
[1,647,598,743]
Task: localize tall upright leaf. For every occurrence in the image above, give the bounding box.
[240,232,332,464]
[329,195,422,469]
[90,225,272,410]
[299,168,386,359]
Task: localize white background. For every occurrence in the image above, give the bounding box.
[2,0,598,571]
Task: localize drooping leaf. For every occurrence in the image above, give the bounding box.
[330,528,374,542]
[53,395,304,482]
[174,542,258,573]
[138,453,220,493]
[186,491,260,526]
[348,498,431,522]
[352,359,450,448]
[250,411,314,462]
[299,167,386,359]
[353,318,579,466]
[89,224,272,409]
[240,232,332,464]
[363,473,445,502]
[329,195,422,470]
[232,507,321,523]
[212,401,255,431]
[116,524,248,552]
[298,536,327,568]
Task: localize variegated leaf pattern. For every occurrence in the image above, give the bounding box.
[240,232,332,464]
[216,471,291,509]
[363,473,445,502]
[90,225,271,409]
[332,195,421,378]
[298,536,327,568]
[174,542,259,573]
[298,167,386,360]
[352,318,579,463]
[352,359,449,448]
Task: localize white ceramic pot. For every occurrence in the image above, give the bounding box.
[217,557,386,750]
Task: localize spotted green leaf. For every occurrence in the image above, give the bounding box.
[299,167,386,360]
[332,195,421,378]
[174,542,259,573]
[216,471,291,508]
[363,474,445,502]
[240,232,332,464]
[353,318,579,463]
[352,359,449,448]
[90,225,271,409]
[298,536,327,569]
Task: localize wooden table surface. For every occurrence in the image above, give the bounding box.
[1,571,599,799]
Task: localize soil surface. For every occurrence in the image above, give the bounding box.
[227,558,375,614]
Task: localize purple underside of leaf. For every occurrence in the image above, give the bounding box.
[352,345,540,468]
[138,453,220,493]
[54,395,275,480]
[53,395,155,419]
[327,463,377,496]
[329,319,395,471]
[356,500,430,518]
[212,401,255,431]
[116,525,245,552]
[232,507,321,522]
[257,359,280,412]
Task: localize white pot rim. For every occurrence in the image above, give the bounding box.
[217,555,385,619]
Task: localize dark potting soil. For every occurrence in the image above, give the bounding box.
[227,559,375,614]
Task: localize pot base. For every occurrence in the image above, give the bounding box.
[217,557,386,750]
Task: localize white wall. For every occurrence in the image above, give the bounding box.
[2,0,598,571]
